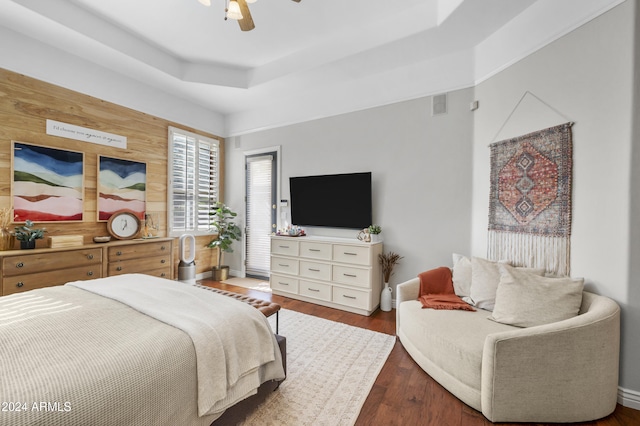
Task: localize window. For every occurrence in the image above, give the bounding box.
[168,127,220,236]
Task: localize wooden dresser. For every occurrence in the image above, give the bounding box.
[0,238,174,296]
[270,235,383,316]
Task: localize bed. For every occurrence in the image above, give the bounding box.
[0,274,285,426]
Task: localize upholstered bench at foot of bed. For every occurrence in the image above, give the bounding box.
[195,285,281,332]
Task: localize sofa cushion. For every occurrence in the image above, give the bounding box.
[398,300,515,392]
[489,264,584,327]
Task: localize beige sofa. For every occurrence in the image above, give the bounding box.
[396,277,621,423]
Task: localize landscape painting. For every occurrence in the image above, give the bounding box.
[98,156,146,221]
[13,142,84,222]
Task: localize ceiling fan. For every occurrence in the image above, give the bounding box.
[198,0,301,32]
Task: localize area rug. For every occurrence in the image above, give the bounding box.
[488,122,573,276]
[242,309,396,425]
[222,277,272,293]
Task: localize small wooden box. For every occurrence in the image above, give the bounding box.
[48,235,84,248]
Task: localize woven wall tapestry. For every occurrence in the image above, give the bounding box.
[488,122,573,276]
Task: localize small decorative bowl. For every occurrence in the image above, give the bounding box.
[93,236,111,243]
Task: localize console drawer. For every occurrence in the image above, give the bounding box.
[299,280,331,301]
[332,244,371,266]
[108,255,171,276]
[271,257,299,275]
[2,266,102,296]
[333,286,370,310]
[3,248,102,277]
[332,265,371,288]
[271,240,299,256]
[108,241,170,261]
[299,241,332,260]
[270,274,299,294]
[299,260,331,281]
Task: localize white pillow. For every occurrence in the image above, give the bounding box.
[452,253,472,304]
[469,257,543,311]
[489,264,584,327]
[469,257,508,310]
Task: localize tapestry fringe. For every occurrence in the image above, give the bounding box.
[487,230,570,276]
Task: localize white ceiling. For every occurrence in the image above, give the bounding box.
[0,0,625,136]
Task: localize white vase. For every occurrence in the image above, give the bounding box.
[380,283,392,312]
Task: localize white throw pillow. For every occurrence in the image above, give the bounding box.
[469,257,543,311]
[489,264,584,327]
[469,257,508,310]
[452,253,472,304]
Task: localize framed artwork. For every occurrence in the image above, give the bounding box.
[12,141,84,222]
[98,156,146,221]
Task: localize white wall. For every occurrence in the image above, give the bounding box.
[471,0,639,402]
[224,89,475,294]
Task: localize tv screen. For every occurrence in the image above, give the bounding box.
[289,172,372,229]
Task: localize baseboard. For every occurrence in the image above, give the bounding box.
[618,387,640,410]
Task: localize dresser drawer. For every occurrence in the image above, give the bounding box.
[333,286,370,310]
[271,256,299,275]
[332,265,371,288]
[270,274,299,294]
[271,239,299,256]
[108,241,171,261]
[299,280,331,301]
[2,265,102,295]
[299,260,331,281]
[332,244,371,266]
[2,248,102,277]
[299,241,332,260]
[108,255,171,276]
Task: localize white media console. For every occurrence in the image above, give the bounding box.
[270,235,383,315]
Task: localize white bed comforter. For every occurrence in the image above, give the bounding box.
[68,274,285,416]
[0,274,284,426]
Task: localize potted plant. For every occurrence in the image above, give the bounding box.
[368,224,382,242]
[14,219,46,249]
[207,202,242,281]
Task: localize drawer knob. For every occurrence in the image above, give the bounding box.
[308,288,320,292]
[116,266,123,271]
[308,268,320,272]
[161,273,166,277]
[343,295,357,300]
[309,249,321,252]
[16,262,24,268]
[87,271,93,276]
[116,251,122,256]
[161,246,166,250]
[278,282,289,286]
[344,252,357,256]
[279,245,289,249]
[343,273,357,278]
[87,254,94,260]
[278,264,289,267]
[16,281,24,288]
[161,259,166,264]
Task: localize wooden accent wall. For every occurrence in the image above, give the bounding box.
[0,68,224,277]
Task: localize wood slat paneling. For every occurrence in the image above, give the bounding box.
[0,68,225,277]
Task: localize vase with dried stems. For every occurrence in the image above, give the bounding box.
[0,208,13,251]
[378,251,403,312]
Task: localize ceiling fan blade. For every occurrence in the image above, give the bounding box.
[236,0,255,31]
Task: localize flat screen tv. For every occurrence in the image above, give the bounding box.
[289,172,372,229]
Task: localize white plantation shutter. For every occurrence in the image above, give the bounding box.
[168,127,219,236]
[246,154,275,278]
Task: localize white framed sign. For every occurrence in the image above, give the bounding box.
[46,119,127,149]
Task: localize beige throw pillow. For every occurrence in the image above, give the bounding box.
[489,264,584,327]
[452,254,472,304]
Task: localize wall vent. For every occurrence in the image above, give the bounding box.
[432,93,448,116]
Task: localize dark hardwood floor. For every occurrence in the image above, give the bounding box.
[199,278,639,426]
